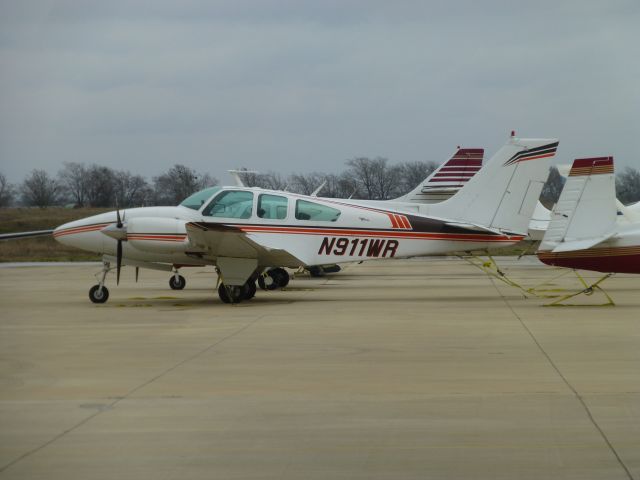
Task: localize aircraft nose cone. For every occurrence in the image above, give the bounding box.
[52,221,77,246]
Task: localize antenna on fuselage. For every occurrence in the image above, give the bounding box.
[228,169,259,187]
[311,180,327,197]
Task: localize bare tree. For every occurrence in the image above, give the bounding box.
[236,168,262,188]
[0,173,16,207]
[289,172,327,195]
[21,169,60,207]
[345,157,377,199]
[114,171,151,208]
[84,165,117,207]
[396,161,438,196]
[321,173,359,198]
[346,157,401,200]
[153,164,217,205]
[236,170,288,191]
[616,166,640,206]
[539,166,565,208]
[258,172,288,191]
[58,162,88,207]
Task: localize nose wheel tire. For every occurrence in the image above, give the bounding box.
[169,274,186,290]
[89,285,109,304]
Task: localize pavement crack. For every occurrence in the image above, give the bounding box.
[0,314,266,475]
[490,278,635,480]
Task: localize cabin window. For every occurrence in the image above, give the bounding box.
[258,194,288,220]
[295,200,341,222]
[179,186,221,210]
[202,190,254,219]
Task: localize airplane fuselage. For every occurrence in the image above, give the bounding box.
[54,187,523,270]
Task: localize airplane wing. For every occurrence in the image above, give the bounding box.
[0,229,54,240]
[185,222,304,267]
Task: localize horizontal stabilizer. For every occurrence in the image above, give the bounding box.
[551,232,616,253]
[444,221,502,235]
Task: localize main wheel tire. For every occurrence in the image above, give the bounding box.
[258,274,278,291]
[169,274,186,290]
[308,266,325,277]
[322,264,341,274]
[218,283,243,304]
[89,285,109,304]
[242,281,257,300]
[271,268,290,288]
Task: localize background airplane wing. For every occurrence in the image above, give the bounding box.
[185,222,303,267]
[0,229,53,240]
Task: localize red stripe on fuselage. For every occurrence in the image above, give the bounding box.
[53,223,111,238]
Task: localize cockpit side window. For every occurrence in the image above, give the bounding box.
[202,190,254,219]
[295,200,341,222]
[179,186,222,210]
[258,194,288,220]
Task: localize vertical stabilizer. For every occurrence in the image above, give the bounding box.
[427,137,559,235]
[396,148,483,203]
[539,157,617,252]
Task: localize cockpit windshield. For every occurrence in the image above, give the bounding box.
[179,187,222,210]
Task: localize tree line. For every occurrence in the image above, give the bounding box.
[1,159,639,209]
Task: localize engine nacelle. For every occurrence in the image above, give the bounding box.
[126,217,190,254]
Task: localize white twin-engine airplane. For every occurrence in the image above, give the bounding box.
[53,136,559,304]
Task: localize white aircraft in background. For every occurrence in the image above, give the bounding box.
[522,163,640,240]
[537,156,640,304]
[53,135,558,304]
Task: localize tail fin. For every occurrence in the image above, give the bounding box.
[527,200,552,240]
[397,148,483,203]
[427,137,559,235]
[539,157,616,252]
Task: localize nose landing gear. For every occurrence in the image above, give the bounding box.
[169,271,186,290]
[89,260,111,304]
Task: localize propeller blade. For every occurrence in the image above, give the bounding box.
[116,240,122,285]
[135,267,139,283]
[116,201,123,229]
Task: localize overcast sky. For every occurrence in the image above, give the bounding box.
[1,0,639,183]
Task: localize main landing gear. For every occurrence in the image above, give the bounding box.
[257,268,289,290]
[216,268,290,304]
[217,280,257,304]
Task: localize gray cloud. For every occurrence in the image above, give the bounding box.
[1,0,639,183]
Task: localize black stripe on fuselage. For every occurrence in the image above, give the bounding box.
[191,216,502,237]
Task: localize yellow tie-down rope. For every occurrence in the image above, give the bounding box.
[543,271,615,307]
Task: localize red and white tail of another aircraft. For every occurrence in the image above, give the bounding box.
[394,148,484,204]
[537,157,640,273]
